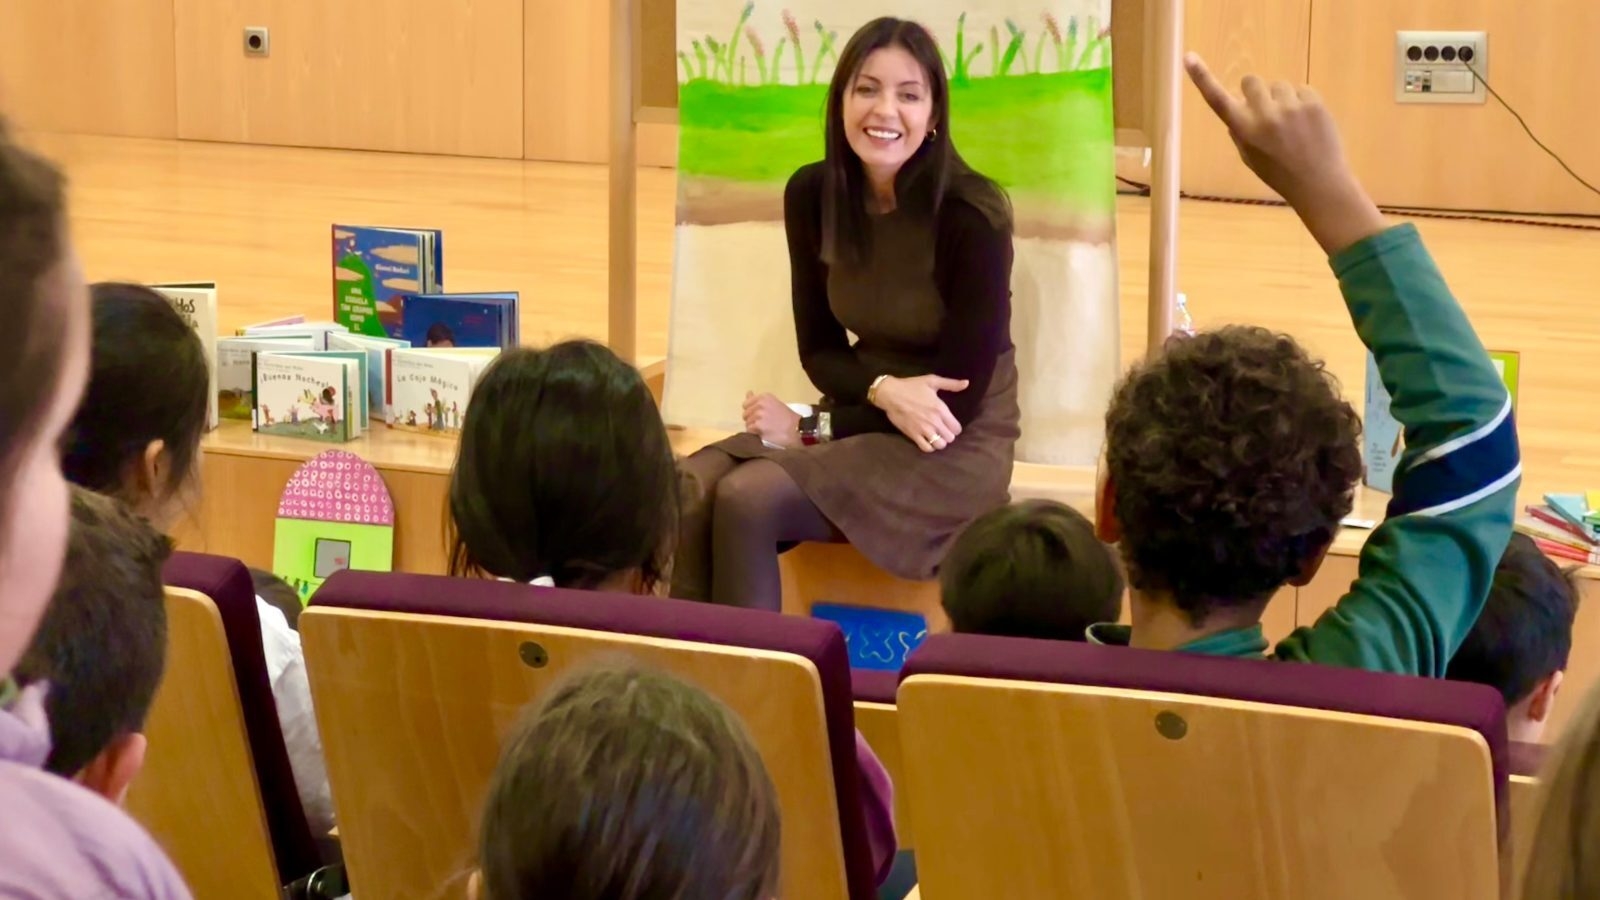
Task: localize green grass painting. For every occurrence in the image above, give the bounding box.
[678,67,1114,215]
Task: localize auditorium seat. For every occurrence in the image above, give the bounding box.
[126,552,323,897]
[895,633,1508,900]
[851,669,913,848]
[300,570,885,900]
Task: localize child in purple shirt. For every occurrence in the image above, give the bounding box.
[0,119,191,899]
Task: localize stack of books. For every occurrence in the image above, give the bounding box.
[1519,492,1600,566]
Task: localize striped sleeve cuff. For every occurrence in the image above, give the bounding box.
[1388,394,1522,517]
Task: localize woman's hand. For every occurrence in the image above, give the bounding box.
[872,375,967,453]
[743,392,801,448]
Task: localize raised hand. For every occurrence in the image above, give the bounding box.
[1185,52,1386,255]
[872,374,965,453]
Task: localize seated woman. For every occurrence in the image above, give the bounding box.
[448,340,898,885]
[59,282,334,836]
[675,16,1019,612]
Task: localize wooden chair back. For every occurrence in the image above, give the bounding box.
[125,587,281,900]
[300,606,850,900]
[898,674,1501,900]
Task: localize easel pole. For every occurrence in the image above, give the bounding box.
[1145,0,1183,352]
[608,0,639,364]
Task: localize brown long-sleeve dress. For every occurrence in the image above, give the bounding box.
[694,161,1020,580]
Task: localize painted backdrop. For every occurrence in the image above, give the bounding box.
[662,0,1118,465]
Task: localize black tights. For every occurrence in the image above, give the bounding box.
[673,449,842,611]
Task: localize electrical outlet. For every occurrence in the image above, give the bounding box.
[243,26,270,57]
[1395,30,1486,104]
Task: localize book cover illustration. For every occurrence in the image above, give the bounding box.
[216,336,316,420]
[271,450,395,603]
[386,348,498,437]
[252,353,357,442]
[400,292,518,350]
[153,282,219,430]
[332,225,443,339]
[275,351,370,427]
[1365,348,1519,493]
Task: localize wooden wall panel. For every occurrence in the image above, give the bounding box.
[524,0,610,163]
[1309,0,1600,215]
[1179,0,1312,200]
[0,0,177,138]
[175,0,523,158]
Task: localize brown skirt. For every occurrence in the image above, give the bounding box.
[700,349,1021,580]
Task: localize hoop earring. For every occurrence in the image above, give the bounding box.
[928,128,938,141]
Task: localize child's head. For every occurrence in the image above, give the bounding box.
[475,660,780,900]
[448,341,677,593]
[251,567,303,630]
[14,486,171,803]
[1447,533,1578,744]
[940,499,1124,641]
[61,282,208,531]
[1098,326,1363,629]
[0,118,89,674]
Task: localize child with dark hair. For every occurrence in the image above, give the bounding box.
[60,281,333,834]
[472,661,780,900]
[449,341,678,591]
[1447,533,1579,746]
[940,499,1123,641]
[1087,55,1520,674]
[15,486,172,804]
[449,339,898,886]
[0,116,191,898]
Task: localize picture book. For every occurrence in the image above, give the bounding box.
[327,332,410,420]
[251,353,361,442]
[152,282,219,430]
[399,292,519,350]
[1364,348,1520,493]
[240,320,350,351]
[332,225,443,339]
[272,450,395,603]
[386,347,499,437]
[274,351,371,427]
[216,336,316,419]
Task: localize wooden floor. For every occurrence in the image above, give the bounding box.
[35,131,1600,503]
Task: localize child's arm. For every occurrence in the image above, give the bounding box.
[1187,55,1520,675]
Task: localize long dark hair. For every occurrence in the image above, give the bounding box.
[0,118,70,551]
[477,660,781,900]
[61,283,210,507]
[448,341,678,592]
[822,16,1012,266]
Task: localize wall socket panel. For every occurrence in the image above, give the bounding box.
[1395,30,1487,104]
[243,26,270,57]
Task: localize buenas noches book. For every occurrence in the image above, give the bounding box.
[252,353,362,443]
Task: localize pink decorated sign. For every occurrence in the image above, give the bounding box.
[276,450,395,525]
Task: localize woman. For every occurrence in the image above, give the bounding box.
[60,282,334,838]
[0,118,191,897]
[676,17,1020,611]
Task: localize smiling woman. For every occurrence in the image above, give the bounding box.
[674,17,1021,613]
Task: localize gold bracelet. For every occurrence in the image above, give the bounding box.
[866,374,889,407]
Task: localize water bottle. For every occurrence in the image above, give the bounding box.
[1173,292,1195,337]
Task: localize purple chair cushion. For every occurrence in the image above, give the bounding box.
[903,633,1511,842]
[311,570,878,900]
[850,668,899,704]
[162,552,321,883]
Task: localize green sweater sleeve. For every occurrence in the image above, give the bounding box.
[1272,223,1521,675]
